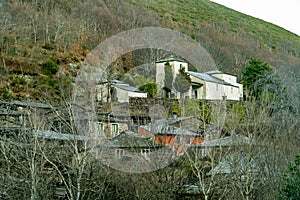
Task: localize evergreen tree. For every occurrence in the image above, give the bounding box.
[242,58,275,100]
[173,67,191,98]
[164,62,173,98]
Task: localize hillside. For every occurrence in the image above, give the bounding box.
[130,0,300,73]
[130,0,300,53]
[0,0,299,101]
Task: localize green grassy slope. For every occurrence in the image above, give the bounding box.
[130,0,300,56]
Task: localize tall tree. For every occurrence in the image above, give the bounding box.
[163,62,173,98]
[242,58,273,100]
[173,67,191,99]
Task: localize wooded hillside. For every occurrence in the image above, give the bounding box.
[0,0,299,101]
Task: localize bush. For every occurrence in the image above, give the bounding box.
[41,58,59,76]
[139,82,158,98]
[82,44,89,50]
[0,87,12,99]
[11,76,27,86]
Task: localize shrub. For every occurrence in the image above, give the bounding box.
[41,58,59,76]
[82,44,89,50]
[139,82,158,98]
[11,76,27,86]
[0,87,12,99]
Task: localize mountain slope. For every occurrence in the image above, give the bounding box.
[130,0,300,56]
[0,0,299,101]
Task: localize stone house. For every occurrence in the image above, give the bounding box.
[155,56,243,101]
[96,80,147,103]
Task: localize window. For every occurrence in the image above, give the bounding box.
[141,149,151,160]
[194,90,198,99]
[180,64,184,71]
[200,147,210,157]
[111,123,119,137]
[115,149,124,159]
[96,122,103,135]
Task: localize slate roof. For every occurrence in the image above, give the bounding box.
[187,71,236,87]
[115,84,143,93]
[0,100,52,109]
[97,79,144,93]
[200,135,253,147]
[33,130,90,141]
[0,108,22,115]
[140,123,199,136]
[207,151,266,175]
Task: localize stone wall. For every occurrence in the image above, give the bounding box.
[129,97,179,117]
